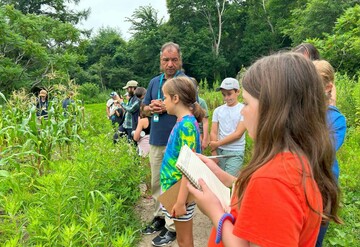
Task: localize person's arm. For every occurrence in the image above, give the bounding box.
[145,99,164,114]
[106,102,111,118]
[120,98,140,113]
[201,117,210,150]
[210,121,219,157]
[187,180,251,247]
[197,154,236,187]
[115,107,123,117]
[133,117,147,142]
[210,121,246,151]
[172,177,190,217]
[332,113,346,151]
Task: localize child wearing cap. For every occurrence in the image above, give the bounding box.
[209,77,246,176]
[107,91,120,124]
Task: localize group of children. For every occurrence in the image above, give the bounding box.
[147,47,345,246]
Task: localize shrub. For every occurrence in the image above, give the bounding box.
[336,73,360,128]
[78,83,109,103]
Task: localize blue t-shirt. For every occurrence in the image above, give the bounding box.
[143,72,185,146]
[160,115,201,191]
[327,105,346,180]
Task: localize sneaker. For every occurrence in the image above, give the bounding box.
[142,217,165,235]
[151,229,176,246]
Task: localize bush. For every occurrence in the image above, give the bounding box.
[78,83,109,104]
[336,73,360,128]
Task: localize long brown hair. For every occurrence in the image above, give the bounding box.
[237,52,341,224]
[163,76,205,123]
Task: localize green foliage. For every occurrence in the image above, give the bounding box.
[126,5,166,84]
[0,0,90,24]
[78,28,134,90]
[282,0,352,44]
[1,76,359,245]
[0,101,146,245]
[0,5,83,95]
[310,5,360,76]
[334,73,360,128]
[0,87,85,175]
[78,82,108,104]
[324,126,360,246]
[238,0,295,66]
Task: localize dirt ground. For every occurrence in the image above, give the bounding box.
[136,184,213,247]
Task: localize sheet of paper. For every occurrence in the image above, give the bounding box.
[176,145,231,211]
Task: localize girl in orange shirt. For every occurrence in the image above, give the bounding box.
[188,53,341,247]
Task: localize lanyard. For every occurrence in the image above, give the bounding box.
[157,70,181,100]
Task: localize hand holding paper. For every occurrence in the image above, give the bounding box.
[187,178,229,222]
[176,145,231,211]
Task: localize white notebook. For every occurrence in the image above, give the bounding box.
[176,145,231,211]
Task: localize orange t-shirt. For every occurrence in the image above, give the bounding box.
[208,152,322,247]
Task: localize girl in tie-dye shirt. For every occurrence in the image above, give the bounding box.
[160,76,205,247]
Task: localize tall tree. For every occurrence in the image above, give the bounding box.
[0,5,83,94]
[310,5,360,76]
[126,5,166,85]
[80,28,133,89]
[282,0,358,45]
[166,0,235,81]
[238,0,295,66]
[0,0,89,24]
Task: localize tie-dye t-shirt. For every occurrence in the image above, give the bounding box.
[160,115,201,191]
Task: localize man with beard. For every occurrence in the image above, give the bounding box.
[119,80,140,142]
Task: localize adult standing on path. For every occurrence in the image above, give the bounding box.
[119,80,140,141]
[142,42,188,247]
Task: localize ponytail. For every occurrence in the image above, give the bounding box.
[190,102,205,123]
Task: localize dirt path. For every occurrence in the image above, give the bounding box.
[136,185,213,247]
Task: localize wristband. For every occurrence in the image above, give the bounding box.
[215,213,235,244]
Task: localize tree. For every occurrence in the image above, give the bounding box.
[80,28,134,89]
[310,5,360,76]
[282,0,358,45]
[0,5,83,95]
[126,5,167,85]
[166,0,235,81]
[238,0,295,66]
[0,0,89,24]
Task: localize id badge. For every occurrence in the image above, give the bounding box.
[153,114,159,122]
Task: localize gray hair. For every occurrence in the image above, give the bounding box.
[160,42,182,59]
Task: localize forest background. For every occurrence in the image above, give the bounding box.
[0,0,359,246]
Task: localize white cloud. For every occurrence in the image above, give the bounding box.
[71,0,168,40]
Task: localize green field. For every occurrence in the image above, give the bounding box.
[0,86,359,246]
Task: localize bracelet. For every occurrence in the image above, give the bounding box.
[215,213,235,244]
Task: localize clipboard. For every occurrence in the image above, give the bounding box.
[158,180,195,213]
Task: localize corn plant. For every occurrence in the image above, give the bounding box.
[1,89,85,175]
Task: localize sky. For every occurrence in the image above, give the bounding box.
[70,0,169,40]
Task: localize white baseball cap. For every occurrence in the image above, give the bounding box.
[216,78,240,91]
